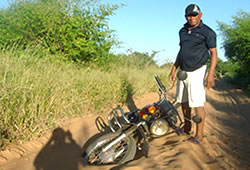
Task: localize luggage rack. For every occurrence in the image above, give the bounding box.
[107,106,131,133]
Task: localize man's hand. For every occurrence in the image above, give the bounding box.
[206,48,217,89]
[169,54,180,84]
[206,74,215,89]
[169,70,176,84]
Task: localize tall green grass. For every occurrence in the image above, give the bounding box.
[0,50,171,148]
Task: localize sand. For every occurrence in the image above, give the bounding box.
[0,78,249,170]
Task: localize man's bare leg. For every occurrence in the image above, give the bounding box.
[181,102,191,133]
[195,107,206,141]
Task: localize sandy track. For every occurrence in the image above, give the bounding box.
[0,79,249,170]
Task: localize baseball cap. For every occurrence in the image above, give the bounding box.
[185,4,201,16]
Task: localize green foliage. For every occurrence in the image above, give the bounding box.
[118,75,134,104]
[218,11,250,64]
[0,0,120,64]
[215,57,225,77]
[0,50,170,147]
[207,57,225,78]
[223,60,240,77]
[218,11,250,90]
[223,60,250,90]
[113,50,159,70]
[0,0,172,147]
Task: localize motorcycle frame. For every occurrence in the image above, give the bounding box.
[107,74,184,137]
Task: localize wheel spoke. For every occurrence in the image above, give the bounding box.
[114,148,126,159]
[87,137,130,164]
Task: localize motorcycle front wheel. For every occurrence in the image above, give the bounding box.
[82,132,136,165]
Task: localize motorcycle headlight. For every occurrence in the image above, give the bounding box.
[150,119,169,136]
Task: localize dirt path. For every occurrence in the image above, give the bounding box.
[0,79,249,170]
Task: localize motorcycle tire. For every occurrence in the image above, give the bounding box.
[82,132,136,165]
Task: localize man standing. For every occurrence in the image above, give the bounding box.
[169,4,217,143]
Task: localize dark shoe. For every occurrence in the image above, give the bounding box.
[187,137,200,144]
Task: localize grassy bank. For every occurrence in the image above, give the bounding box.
[0,51,171,148]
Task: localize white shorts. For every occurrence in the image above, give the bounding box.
[176,65,207,108]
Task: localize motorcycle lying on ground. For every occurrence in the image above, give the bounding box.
[81,73,201,165]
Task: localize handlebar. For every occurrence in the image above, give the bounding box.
[154,74,177,105]
[154,74,167,101]
[154,74,166,92]
[154,71,187,99]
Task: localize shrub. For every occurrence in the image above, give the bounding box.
[0,0,120,64]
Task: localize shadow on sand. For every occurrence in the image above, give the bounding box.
[206,78,250,167]
[34,128,84,170]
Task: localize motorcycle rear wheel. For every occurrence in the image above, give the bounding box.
[82,132,136,165]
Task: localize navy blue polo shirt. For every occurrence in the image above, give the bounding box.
[177,21,216,71]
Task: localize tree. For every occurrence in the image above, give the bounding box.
[217,11,250,89]
[123,50,158,69]
[217,11,250,74]
[0,0,120,64]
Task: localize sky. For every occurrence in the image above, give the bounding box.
[103,0,250,65]
[1,0,249,65]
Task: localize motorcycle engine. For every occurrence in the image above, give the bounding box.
[150,119,169,137]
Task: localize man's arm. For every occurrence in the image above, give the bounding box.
[206,48,217,89]
[169,52,180,84]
